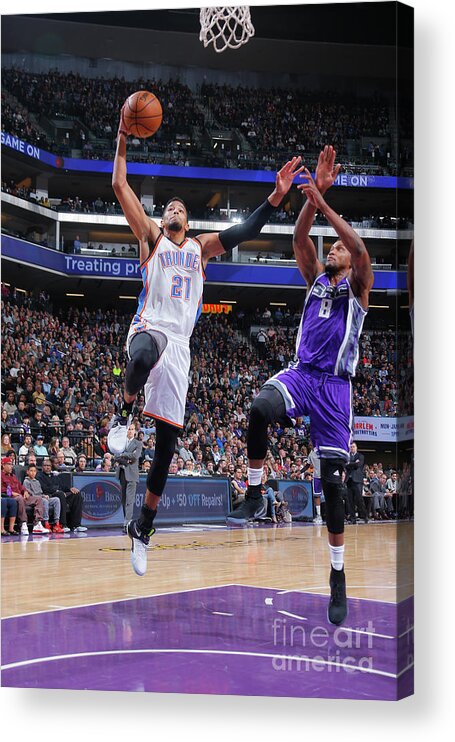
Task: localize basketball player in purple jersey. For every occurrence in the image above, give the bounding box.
[228,146,374,625]
[109,104,304,576]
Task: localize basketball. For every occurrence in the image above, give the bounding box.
[123,90,162,138]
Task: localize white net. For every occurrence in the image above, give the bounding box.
[199,6,255,53]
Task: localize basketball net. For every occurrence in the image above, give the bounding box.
[199,6,255,53]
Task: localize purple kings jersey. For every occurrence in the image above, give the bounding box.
[296,273,367,377]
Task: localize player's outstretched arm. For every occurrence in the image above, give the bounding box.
[112,108,160,263]
[299,168,373,308]
[293,146,341,286]
[197,157,304,265]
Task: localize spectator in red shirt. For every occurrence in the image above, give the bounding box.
[383,395,392,414]
[1,457,45,535]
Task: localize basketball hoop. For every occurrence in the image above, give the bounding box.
[199,6,255,53]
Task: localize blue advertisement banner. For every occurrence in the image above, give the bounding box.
[2,235,408,290]
[2,132,413,190]
[276,480,313,519]
[1,235,141,279]
[76,476,123,525]
[75,474,231,527]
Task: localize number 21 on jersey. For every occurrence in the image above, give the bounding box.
[318,298,332,319]
[171,275,192,301]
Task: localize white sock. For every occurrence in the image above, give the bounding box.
[248,467,263,486]
[316,504,321,516]
[329,544,344,571]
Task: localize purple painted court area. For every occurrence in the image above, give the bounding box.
[1,585,413,700]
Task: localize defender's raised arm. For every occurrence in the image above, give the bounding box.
[198,157,304,266]
[293,146,341,287]
[299,168,374,309]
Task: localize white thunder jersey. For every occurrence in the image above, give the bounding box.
[131,231,205,339]
[126,231,205,428]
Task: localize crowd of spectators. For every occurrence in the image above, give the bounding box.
[57,195,123,216]
[2,179,39,202]
[201,83,390,144]
[2,68,203,155]
[361,462,413,520]
[353,329,414,417]
[1,98,52,151]
[199,83,401,172]
[2,68,412,174]
[80,139,203,168]
[2,180,126,219]
[1,285,412,527]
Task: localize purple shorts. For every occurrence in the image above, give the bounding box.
[312,477,322,496]
[267,363,352,462]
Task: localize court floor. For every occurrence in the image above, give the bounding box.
[1,521,414,700]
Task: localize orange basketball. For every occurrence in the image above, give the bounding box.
[123,90,162,138]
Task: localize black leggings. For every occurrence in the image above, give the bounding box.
[147,419,180,497]
[247,384,287,460]
[321,459,346,535]
[125,331,166,397]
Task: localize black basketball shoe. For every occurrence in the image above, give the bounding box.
[328,567,348,625]
[226,493,264,524]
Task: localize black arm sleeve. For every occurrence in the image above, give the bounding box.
[218,198,276,252]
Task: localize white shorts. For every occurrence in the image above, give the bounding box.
[126,324,190,429]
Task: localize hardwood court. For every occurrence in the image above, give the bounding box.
[1,522,414,699]
[1,522,413,618]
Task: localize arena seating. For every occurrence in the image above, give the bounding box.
[2,68,413,174]
[1,284,413,519]
[2,285,411,452]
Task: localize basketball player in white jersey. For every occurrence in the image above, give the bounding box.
[109,104,304,575]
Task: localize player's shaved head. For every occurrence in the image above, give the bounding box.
[326,240,351,274]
